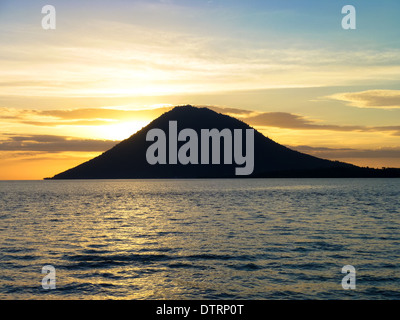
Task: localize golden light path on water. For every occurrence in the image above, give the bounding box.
[1,179,399,299]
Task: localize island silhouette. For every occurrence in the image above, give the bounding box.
[47,105,400,179]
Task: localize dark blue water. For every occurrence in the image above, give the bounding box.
[0,179,399,299]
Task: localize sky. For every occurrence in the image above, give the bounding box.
[1,0,400,179]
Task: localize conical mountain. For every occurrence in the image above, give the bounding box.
[49,105,371,179]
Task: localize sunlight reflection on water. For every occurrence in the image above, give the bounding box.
[0,178,399,299]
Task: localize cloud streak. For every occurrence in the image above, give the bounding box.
[0,106,172,126]
[240,110,400,136]
[289,145,400,159]
[328,90,400,109]
[2,14,400,99]
[2,105,400,136]
[0,134,117,152]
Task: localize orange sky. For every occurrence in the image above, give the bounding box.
[1,1,399,179]
[1,103,399,180]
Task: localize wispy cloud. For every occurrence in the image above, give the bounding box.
[34,107,172,121]
[2,14,400,99]
[238,110,400,136]
[0,134,117,152]
[207,106,255,117]
[2,105,400,136]
[0,106,172,126]
[289,145,400,159]
[327,90,400,109]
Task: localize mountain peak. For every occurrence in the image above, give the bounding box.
[48,105,399,179]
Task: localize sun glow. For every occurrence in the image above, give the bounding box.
[93,120,151,141]
[1,1,400,179]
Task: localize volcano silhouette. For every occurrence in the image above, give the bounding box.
[48,105,400,179]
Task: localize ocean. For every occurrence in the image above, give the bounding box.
[0,178,399,300]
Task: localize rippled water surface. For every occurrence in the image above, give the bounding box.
[0,179,399,299]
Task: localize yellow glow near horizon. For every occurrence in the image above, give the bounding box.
[0,152,101,180]
[92,120,151,141]
[1,4,400,179]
